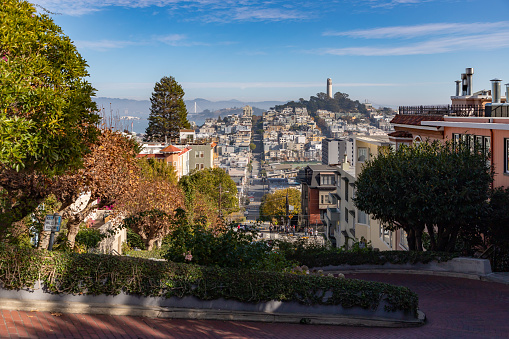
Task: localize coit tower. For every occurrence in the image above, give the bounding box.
[327,78,332,98]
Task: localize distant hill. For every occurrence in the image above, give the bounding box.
[274,92,369,116]
[93,97,285,131]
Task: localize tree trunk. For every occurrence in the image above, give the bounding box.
[426,223,437,251]
[407,228,416,251]
[38,230,51,249]
[146,238,156,251]
[415,227,423,251]
[445,227,460,252]
[67,221,80,248]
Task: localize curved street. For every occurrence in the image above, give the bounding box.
[1,273,508,338]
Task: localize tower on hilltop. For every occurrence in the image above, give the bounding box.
[327,78,332,98]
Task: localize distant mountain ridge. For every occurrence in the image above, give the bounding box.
[93,97,286,119]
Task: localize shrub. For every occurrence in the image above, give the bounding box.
[163,220,295,271]
[75,228,105,250]
[277,238,458,268]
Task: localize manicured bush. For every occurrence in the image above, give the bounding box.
[277,238,458,268]
[0,245,419,317]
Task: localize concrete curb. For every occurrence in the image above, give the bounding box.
[325,268,487,281]
[0,298,426,327]
[311,257,509,284]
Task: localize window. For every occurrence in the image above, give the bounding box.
[321,194,324,204]
[400,229,408,250]
[344,207,349,223]
[505,139,509,174]
[195,164,200,169]
[453,133,460,146]
[357,147,368,162]
[195,152,199,158]
[200,163,204,169]
[380,224,392,247]
[357,210,367,225]
[344,178,349,201]
[200,151,204,158]
[321,175,334,186]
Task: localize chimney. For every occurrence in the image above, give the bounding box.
[461,73,467,96]
[465,68,474,96]
[455,80,461,96]
[506,83,509,103]
[491,79,502,103]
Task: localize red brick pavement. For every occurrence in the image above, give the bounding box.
[1,273,509,338]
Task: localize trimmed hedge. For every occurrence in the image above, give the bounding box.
[280,244,459,268]
[0,246,419,317]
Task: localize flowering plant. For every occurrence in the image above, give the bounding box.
[183,251,193,261]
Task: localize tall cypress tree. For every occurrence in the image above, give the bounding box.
[144,76,190,142]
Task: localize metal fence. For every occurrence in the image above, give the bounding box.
[398,105,485,117]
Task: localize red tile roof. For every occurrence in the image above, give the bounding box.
[160,145,182,153]
[178,148,191,156]
[390,115,444,126]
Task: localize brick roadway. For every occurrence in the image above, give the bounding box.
[1,273,509,339]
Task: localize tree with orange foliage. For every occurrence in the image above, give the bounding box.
[120,178,184,250]
[48,128,141,248]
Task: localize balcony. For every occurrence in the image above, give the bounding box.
[326,207,341,222]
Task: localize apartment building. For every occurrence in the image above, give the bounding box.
[297,165,337,230]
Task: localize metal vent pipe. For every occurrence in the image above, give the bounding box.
[461,73,467,96]
[491,79,502,103]
[506,83,509,103]
[455,80,461,96]
[466,68,474,96]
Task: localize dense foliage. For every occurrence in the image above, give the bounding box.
[354,140,492,252]
[179,168,238,226]
[0,245,419,317]
[274,92,368,116]
[145,76,190,142]
[163,211,293,271]
[259,188,301,225]
[0,0,99,175]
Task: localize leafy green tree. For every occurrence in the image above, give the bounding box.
[0,0,99,175]
[145,76,190,142]
[249,143,256,151]
[138,158,178,184]
[179,168,238,222]
[354,140,492,252]
[260,188,301,224]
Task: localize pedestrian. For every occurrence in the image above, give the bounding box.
[269,224,273,233]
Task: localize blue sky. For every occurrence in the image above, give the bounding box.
[32,0,509,107]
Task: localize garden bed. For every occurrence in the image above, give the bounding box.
[0,246,424,327]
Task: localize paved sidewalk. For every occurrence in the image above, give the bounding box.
[1,273,509,338]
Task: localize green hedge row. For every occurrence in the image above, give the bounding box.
[0,246,419,317]
[280,246,459,268]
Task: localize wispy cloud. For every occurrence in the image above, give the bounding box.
[75,39,140,51]
[203,7,310,23]
[324,22,509,39]
[76,33,233,51]
[317,31,509,56]
[31,0,315,21]
[363,0,433,9]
